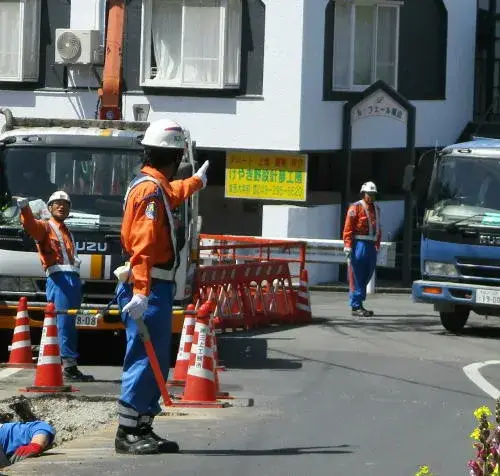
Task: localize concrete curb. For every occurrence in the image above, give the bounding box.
[309,285,411,295]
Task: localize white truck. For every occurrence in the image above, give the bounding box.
[0,108,201,363]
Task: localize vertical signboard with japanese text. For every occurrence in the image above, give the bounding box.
[225,151,308,201]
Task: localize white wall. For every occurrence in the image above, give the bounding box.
[299,0,477,150]
[122,0,305,151]
[0,0,476,152]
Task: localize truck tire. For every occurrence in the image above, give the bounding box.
[439,308,470,333]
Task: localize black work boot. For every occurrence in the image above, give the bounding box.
[352,307,372,317]
[138,415,179,453]
[361,305,374,317]
[63,366,95,382]
[115,426,160,455]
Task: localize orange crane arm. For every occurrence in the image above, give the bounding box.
[98,0,125,120]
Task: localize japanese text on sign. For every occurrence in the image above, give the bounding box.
[351,90,408,124]
[225,152,308,202]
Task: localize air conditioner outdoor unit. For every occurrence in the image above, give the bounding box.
[55,29,101,65]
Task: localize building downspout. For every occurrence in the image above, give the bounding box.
[98,0,125,120]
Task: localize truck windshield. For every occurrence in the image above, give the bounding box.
[426,154,500,226]
[0,146,142,230]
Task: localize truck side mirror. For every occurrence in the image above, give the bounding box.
[402,164,416,192]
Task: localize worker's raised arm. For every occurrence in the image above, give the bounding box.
[168,160,209,209]
[16,199,48,242]
[168,176,203,210]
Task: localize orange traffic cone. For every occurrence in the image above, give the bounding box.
[295,269,312,323]
[2,297,35,368]
[22,302,76,393]
[172,303,225,408]
[168,304,197,387]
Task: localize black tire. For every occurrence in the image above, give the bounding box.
[439,308,470,333]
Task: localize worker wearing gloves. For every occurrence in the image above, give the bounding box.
[0,420,55,467]
[342,181,381,317]
[15,191,94,382]
[115,118,208,455]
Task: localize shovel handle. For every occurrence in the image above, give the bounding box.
[135,319,173,407]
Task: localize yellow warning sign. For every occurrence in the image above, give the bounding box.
[225,151,307,201]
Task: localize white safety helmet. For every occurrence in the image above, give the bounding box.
[141,118,186,149]
[360,181,378,194]
[48,191,71,206]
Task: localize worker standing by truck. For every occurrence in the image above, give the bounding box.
[343,181,381,317]
[15,192,94,382]
[115,118,209,455]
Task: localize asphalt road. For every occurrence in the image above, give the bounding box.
[8,291,500,476]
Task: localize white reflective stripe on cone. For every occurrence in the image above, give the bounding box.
[296,303,311,312]
[16,311,29,319]
[13,325,30,335]
[298,291,309,299]
[177,351,192,361]
[43,318,57,327]
[189,345,214,359]
[187,367,214,380]
[11,340,31,350]
[40,337,58,345]
[37,356,61,366]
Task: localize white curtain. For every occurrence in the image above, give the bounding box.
[376,6,397,87]
[224,0,241,86]
[0,1,21,79]
[333,3,352,89]
[182,0,221,85]
[151,0,182,83]
[353,5,374,86]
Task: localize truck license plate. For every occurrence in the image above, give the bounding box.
[75,314,98,327]
[476,289,500,305]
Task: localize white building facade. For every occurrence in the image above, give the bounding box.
[0,0,478,282]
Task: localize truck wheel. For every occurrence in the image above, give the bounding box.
[439,308,470,333]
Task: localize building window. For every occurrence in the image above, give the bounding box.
[333,1,401,91]
[140,0,242,89]
[0,0,41,82]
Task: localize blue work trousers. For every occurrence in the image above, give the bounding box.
[348,240,377,309]
[45,272,81,363]
[117,280,174,416]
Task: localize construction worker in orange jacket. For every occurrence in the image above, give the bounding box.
[342,181,381,317]
[15,191,94,382]
[114,118,209,455]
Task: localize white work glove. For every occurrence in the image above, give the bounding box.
[122,294,149,321]
[194,160,210,189]
[14,197,29,209]
[343,247,352,260]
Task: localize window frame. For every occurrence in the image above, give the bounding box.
[332,0,403,92]
[0,0,42,83]
[139,0,243,89]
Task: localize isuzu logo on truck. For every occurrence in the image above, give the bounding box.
[479,234,500,246]
[76,242,108,253]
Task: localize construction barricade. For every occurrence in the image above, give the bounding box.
[194,260,311,333]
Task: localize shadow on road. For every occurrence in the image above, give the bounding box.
[182,444,354,456]
[218,337,303,371]
[269,348,485,399]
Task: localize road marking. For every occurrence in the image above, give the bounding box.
[463,360,500,399]
[0,368,23,379]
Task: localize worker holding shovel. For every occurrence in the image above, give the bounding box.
[114,118,209,455]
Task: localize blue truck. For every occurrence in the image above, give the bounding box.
[412,138,500,332]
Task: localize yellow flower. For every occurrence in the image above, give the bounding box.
[415,466,431,476]
[493,464,500,476]
[474,406,492,420]
[470,428,482,441]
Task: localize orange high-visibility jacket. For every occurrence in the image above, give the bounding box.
[342,200,381,250]
[121,165,203,296]
[20,208,79,276]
